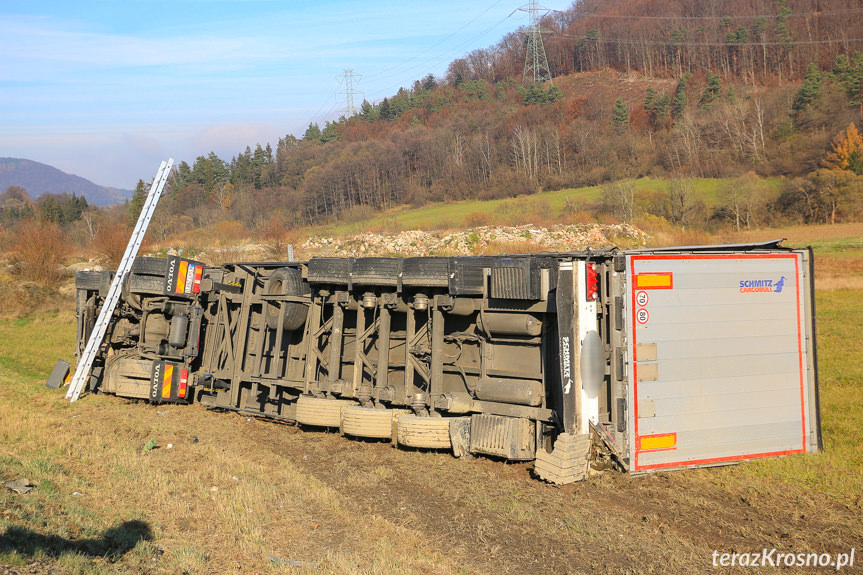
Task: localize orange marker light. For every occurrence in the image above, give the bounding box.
[639,433,677,451]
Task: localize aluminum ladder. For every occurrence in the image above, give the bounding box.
[66,159,174,402]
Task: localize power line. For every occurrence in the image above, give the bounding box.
[364,11,515,101]
[558,7,863,21]
[305,91,339,127]
[548,31,863,47]
[301,3,514,132]
[363,0,508,83]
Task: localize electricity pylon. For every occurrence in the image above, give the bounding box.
[336,69,363,117]
[518,0,552,83]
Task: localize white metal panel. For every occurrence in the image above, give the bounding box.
[625,252,813,472]
[575,260,599,434]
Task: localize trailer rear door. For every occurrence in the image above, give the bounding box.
[624,250,820,473]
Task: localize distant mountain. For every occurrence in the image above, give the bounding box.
[0,157,131,206]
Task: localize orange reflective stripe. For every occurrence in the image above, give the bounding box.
[161,365,174,398]
[176,261,188,293]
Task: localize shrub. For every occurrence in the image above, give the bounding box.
[259,213,298,259]
[465,211,492,227]
[11,219,69,286]
[94,223,133,268]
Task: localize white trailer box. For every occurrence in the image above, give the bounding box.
[618,246,820,472]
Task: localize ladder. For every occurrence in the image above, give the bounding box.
[66,159,174,402]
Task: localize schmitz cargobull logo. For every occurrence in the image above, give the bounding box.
[739,276,786,294]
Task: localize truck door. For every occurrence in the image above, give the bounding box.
[623,249,821,473]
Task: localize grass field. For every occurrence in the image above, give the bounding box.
[315,177,778,236]
[1,235,861,574]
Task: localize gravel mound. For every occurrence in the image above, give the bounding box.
[302,224,646,257]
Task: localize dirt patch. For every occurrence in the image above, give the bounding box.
[2,385,860,574]
[246,422,862,575]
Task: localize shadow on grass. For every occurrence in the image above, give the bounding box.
[0,520,152,561]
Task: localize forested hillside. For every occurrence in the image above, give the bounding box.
[459,0,863,86]
[4,0,863,253]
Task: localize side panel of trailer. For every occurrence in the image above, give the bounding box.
[622,250,820,472]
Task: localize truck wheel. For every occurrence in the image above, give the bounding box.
[121,274,163,309]
[131,257,169,277]
[295,396,356,427]
[397,415,452,449]
[128,274,164,294]
[264,268,307,331]
[342,406,396,439]
[75,270,104,291]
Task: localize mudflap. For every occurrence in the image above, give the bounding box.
[149,360,192,403]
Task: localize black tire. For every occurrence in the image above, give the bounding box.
[307,257,351,284]
[128,274,165,295]
[75,270,105,291]
[402,257,449,286]
[131,257,169,277]
[121,273,164,309]
[352,257,399,286]
[264,268,307,331]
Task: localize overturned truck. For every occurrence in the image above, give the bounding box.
[74,241,822,483]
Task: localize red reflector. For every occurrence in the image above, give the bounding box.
[586,262,599,301]
[192,266,203,293]
[178,369,189,399]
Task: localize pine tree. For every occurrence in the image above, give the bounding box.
[699,72,722,109]
[359,99,379,122]
[793,63,822,115]
[644,86,656,113]
[546,84,563,103]
[128,179,148,226]
[672,72,692,119]
[612,97,629,134]
[303,122,321,141]
[831,52,863,106]
[379,97,393,121]
[320,121,340,143]
[654,93,670,122]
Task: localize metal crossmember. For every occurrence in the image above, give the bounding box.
[66,159,174,402]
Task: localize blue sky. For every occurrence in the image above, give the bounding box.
[0,0,550,189]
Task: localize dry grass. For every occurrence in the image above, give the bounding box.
[0,314,475,574]
[633,214,719,248]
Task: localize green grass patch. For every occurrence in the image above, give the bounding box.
[731,290,863,502]
[314,177,767,235]
[801,237,863,257]
[0,312,75,381]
